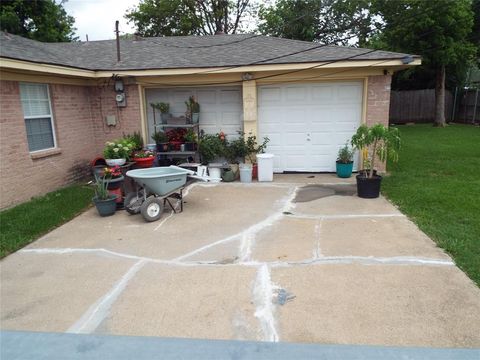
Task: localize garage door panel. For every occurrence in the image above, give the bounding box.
[258,81,362,172]
[337,85,362,101]
[221,111,242,125]
[286,86,308,102]
[220,90,242,104]
[146,86,243,144]
[259,87,282,103]
[312,85,334,102]
[197,90,216,104]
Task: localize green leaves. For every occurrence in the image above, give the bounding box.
[0,0,77,42]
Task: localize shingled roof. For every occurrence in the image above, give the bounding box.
[0,32,417,72]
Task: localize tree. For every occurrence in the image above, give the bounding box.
[125,0,253,37]
[371,0,476,127]
[0,0,77,42]
[257,0,375,46]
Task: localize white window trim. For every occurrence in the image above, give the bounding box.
[20,83,58,154]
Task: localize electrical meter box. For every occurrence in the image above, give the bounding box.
[105,115,116,126]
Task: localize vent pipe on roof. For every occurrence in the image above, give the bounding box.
[115,21,121,62]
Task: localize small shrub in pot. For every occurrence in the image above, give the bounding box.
[336,143,354,178]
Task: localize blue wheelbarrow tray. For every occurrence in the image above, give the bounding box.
[125,166,189,196]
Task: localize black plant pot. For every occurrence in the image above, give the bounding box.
[356,174,382,199]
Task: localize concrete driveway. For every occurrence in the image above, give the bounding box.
[1,174,480,348]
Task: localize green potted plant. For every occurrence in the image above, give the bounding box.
[103,139,133,166]
[184,129,197,151]
[151,131,169,152]
[151,102,170,124]
[350,124,401,198]
[92,176,117,217]
[133,150,155,168]
[123,131,143,151]
[225,132,248,180]
[336,142,354,178]
[185,96,200,124]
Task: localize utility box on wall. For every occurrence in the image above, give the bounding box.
[105,115,117,126]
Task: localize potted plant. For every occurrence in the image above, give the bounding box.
[184,129,197,151]
[133,150,155,168]
[166,128,187,151]
[244,132,270,180]
[198,133,226,180]
[225,132,248,180]
[151,131,169,152]
[101,165,124,190]
[336,142,354,178]
[185,96,200,124]
[123,131,143,151]
[350,124,401,198]
[151,102,171,124]
[103,139,133,166]
[92,176,117,217]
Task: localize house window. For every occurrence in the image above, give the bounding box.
[19,83,56,152]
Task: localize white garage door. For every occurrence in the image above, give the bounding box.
[146,86,243,140]
[258,81,363,172]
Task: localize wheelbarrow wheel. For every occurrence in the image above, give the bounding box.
[124,191,144,215]
[140,196,164,222]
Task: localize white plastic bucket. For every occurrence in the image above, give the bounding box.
[257,153,274,182]
[239,163,252,183]
[208,164,222,182]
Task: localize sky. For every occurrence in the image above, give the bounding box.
[64,0,140,41]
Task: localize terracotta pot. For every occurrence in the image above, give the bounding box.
[134,157,155,168]
[252,163,258,180]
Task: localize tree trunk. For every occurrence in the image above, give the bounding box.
[434,64,446,127]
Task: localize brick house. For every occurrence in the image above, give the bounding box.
[0,32,419,209]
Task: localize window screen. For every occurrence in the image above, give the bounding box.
[19,83,55,152]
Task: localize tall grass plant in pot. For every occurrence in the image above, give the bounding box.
[92,177,117,216]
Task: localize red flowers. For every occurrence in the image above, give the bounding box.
[166,128,187,142]
[219,131,225,142]
[103,165,122,179]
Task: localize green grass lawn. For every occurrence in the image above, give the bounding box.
[382,124,480,286]
[0,184,94,258]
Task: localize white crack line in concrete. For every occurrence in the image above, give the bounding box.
[270,256,455,267]
[20,248,454,267]
[313,218,323,259]
[253,264,279,342]
[287,213,406,220]
[174,186,298,262]
[153,182,199,232]
[66,259,147,334]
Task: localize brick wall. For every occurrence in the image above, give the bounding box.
[366,75,392,172]
[0,81,142,209]
[89,84,142,154]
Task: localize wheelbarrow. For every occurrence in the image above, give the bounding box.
[124,165,206,222]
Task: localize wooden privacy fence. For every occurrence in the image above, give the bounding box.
[454,89,480,124]
[389,89,453,124]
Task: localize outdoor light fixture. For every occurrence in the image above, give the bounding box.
[242,72,254,81]
[401,55,414,65]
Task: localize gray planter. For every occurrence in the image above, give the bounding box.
[191,113,200,124]
[160,113,171,124]
[92,195,118,217]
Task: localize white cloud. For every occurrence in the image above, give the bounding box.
[64,0,139,41]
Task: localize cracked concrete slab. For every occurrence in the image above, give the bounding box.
[252,217,318,262]
[292,194,402,216]
[319,217,451,259]
[271,264,480,347]
[26,184,292,260]
[0,253,135,332]
[102,263,260,341]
